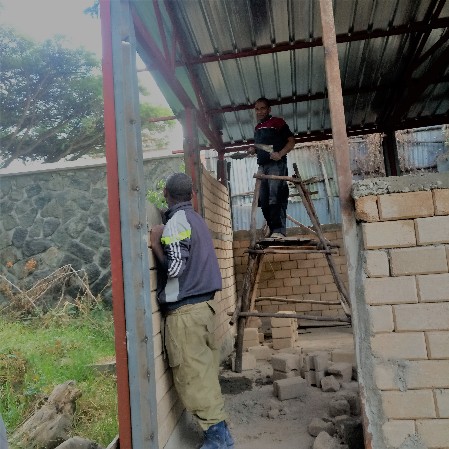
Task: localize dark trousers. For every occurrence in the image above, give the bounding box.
[258,161,289,235]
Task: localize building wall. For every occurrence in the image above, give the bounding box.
[353,174,449,449]
[233,226,347,321]
[0,155,183,305]
[152,167,237,447]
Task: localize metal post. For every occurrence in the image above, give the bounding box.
[103,0,159,447]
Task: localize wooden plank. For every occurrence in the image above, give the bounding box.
[228,311,351,323]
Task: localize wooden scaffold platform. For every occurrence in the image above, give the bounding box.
[230,163,352,373]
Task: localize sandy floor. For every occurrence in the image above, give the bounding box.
[221,325,355,449]
[165,325,356,449]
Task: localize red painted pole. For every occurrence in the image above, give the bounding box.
[99,1,132,447]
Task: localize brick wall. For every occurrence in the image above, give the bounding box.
[233,225,347,320]
[149,168,236,447]
[355,184,449,449]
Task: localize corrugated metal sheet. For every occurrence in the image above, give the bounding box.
[132,0,449,150]
[397,126,446,171]
[218,126,446,231]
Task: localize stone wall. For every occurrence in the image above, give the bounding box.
[0,155,183,305]
[150,166,237,448]
[353,173,449,449]
[233,226,347,322]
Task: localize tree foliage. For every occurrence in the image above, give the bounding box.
[0,27,176,167]
[0,27,105,167]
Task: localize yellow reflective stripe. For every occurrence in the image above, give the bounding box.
[161,229,191,245]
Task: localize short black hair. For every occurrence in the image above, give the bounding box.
[165,173,193,202]
[255,97,270,108]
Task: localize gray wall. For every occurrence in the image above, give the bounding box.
[0,155,183,305]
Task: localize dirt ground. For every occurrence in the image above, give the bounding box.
[165,325,356,449]
[219,325,355,449]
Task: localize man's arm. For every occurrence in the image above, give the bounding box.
[270,136,295,161]
[150,224,166,265]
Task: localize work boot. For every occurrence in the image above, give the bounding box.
[200,421,227,449]
[224,422,235,448]
[270,232,285,239]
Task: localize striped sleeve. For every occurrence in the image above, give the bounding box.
[161,211,191,278]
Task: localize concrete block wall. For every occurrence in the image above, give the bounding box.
[150,168,237,447]
[201,168,237,355]
[354,175,449,449]
[233,225,347,319]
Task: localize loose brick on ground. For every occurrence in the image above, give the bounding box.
[321,376,341,392]
[247,345,272,361]
[271,353,300,373]
[327,362,353,384]
[231,353,256,371]
[273,376,307,400]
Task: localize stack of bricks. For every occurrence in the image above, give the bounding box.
[243,327,260,349]
[271,311,298,350]
[354,177,449,449]
[233,226,348,319]
[302,351,330,387]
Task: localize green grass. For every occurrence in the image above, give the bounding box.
[0,307,118,446]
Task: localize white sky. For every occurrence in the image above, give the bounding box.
[0,0,183,171]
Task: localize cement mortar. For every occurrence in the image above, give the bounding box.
[352,172,449,198]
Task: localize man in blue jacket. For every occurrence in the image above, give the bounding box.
[150,173,234,449]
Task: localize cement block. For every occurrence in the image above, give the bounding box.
[312,432,340,449]
[354,195,379,222]
[382,420,415,448]
[271,312,296,328]
[272,326,296,339]
[364,250,389,277]
[394,303,449,331]
[381,390,436,419]
[416,419,449,449]
[271,353,300,373]
[273,376,307,401]
[426,331,449,358]
[315,371,326,388]
[378,191,434,220]
[243,339,260,350]
[248,345,272,361]
[308,418,336,437]
[435,389,449,418]
[364,276,418,305]
[329,398,351,417]
[304,370,316,386]
[335,390,361,416]
[327,363,353,384]
[390,246,448,276]
[321,375,341,392]
[258,332,265,343]
[362,221,416,249]
[417,273,449,302]
[272,337,295,350]
[312,352,330,371]
[231,353,256,371]
[272,370,298,381]
[243,327,259,341]
[415,216,449,245]
[433,189,449,215]
[369,305,394,333]
[371,332,427,360]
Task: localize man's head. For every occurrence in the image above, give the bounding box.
[255,97,271,122]
[164,172,193,206]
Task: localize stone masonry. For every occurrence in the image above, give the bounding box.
[353,173,449,449]
[0,155,183,305]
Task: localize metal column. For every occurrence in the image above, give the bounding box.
[101,0,159,447]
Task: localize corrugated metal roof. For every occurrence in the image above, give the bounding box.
[131,0,449,152]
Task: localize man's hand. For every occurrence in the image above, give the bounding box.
[247,146,256,155]
[270,151,282,161]
[150,225,164,248]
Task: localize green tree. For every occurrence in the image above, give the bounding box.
[0,28,105,167]
[0,27,176,167]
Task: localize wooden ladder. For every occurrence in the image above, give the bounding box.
[230,163,351,372]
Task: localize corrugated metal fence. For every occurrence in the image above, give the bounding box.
[205,126,447,231]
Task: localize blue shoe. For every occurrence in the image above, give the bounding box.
[224,422,235,448]
[200,421,227,449]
